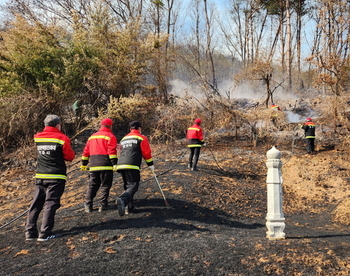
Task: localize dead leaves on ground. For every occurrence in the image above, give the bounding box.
[14,249,29,257]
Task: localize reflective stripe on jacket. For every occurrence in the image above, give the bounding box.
[117,129,153,171]
[34,126,75,180]
[82,126,118,171]
[270,104,281,111]
[186,124,204,147]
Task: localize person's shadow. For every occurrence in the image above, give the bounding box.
[59,198,265,237]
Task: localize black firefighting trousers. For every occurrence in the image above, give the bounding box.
[189,147,201,169]
[118,170,140,208]
[25,179,65,239]
[306,138,315,153]
[85,171,113,207]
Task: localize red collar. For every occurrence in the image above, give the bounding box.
[99,126,112,132]
[130,129,141,135]
[43,126,61,133]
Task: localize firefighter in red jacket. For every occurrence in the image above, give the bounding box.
[81,118,118,213]
[300,117,316,154]
[25,115,75,241]
[270,103,281,111]
[116,121,154,216]
[270,103,281,127]
[186,118,205,171]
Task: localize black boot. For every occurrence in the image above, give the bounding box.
[116,197,127,216]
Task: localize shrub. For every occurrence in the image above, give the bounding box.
[103,95,157,134]
[0,94,60,156]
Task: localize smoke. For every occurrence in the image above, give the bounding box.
[169,79,204,99]
[169,78,299,101]
[169,78,261,100]
[285,111,303,123]
[218,81,263,100]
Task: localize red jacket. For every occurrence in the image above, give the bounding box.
[117,129,153,171]
[186,123,204,147]
[34,126,75,180]
[82,126,118,171]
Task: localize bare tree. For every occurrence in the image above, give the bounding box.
[194,0,202,72]
[104,0,145,24]
[307,0,350,97]
[203,0,218,92]
[234,60,285,107]
[175,0,220,96]
[306,0,350,131]
[220,0,267,65]
[286,0,292,91]
[294,0,309,80]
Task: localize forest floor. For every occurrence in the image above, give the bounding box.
[0,126,350,275]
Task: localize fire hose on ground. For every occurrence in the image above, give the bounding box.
[0,167,80,230]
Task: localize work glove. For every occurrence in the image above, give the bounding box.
[148,165,155,172]
[113,165,118,171]
[203,143,207,146]
[80,165,88,171]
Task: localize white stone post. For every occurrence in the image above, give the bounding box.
[266,146,285,240]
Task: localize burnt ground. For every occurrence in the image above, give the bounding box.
[0,138,350,276]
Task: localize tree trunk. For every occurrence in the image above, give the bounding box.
[204,0,218,93]
[286,0,292,92]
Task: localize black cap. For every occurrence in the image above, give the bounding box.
[130,121,141,129]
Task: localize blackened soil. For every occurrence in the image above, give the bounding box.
[0,144,349,276]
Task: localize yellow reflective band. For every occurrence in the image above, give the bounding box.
[82,156,89,160]
[109,155,117,159]
[35,174,67,180]
[89,166,113,171]
[188,127,200,131]
[122,135,143,141]
[116,165,140,171]
[34,138,65,145]
[145,158,153,163]
[88,135,111,141]
[305,136,316,138]
[188,144,202,147]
